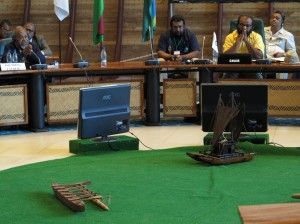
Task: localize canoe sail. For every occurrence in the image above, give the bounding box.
[186,92,253,165]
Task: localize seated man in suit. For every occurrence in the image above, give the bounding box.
[223,15,265,79]
[1,26,45,67]
[24,22,52,56]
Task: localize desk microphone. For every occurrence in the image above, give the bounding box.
[31,50,48,70]
[194,36,210,64]
[69,37,89,68]
[145,26,160,66]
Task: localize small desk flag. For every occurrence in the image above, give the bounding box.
[212,32,218,53]
[54,0,69,21]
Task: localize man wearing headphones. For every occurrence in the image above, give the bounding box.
[1,26,45,66]
[264,10,297,79]
[24,22,52,56]
[222,15,265,79]
[265,10,296,59]
[157,14,200,63]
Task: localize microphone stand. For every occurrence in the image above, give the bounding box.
[194,36,210,64]
[58,20,62,63]
[145,26,160,66]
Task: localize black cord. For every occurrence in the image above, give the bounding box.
[267,142,285,147]
[106,140,121,150]
[129,131,154,150]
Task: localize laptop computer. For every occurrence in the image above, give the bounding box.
[218,53,252,64]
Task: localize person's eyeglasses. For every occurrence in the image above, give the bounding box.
[17,35,29,40]
[26,28,34,33]
[2,28,11,32]
[238,23,252,28]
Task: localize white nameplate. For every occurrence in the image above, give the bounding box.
[174,51,180,56]
[0,63,26,71]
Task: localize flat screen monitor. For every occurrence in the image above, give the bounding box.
[77,84,131,141]
[201,83,268,132]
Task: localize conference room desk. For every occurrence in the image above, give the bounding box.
[0,62,161,131]
[1,62,300,131]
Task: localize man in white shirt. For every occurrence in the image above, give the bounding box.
[264,10,297,79]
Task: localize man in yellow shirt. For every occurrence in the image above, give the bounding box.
[223,15,265,79]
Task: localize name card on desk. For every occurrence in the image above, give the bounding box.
[0,63,26,71]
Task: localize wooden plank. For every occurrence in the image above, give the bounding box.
[238,203,300,224]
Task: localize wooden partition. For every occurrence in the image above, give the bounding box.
[163,79,197,117]
[0,85,28,126]
[46,80,144,123]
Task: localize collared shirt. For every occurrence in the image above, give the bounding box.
[264,26,296,58]
[157,28,200,57]
[223,30,265,58]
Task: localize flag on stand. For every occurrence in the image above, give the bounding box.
[142,0,157,42]
[93,0,105,45]
[54,0,69,21]
[212,32,218,53]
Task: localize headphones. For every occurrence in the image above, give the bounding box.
[274,10,285,27]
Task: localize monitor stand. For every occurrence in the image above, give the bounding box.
[91,136,118,143]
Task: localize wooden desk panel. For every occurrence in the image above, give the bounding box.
[1,62,300,131]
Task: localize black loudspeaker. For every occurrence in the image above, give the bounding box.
[145,59,161,66]
[193,59,211,64]
[255,59,271,64]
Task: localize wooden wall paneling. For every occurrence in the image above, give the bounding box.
[114,0,124,62]
[0,1,25,29]
[1,1,300,66]
[23,0,31,24]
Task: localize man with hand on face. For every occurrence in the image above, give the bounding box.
[1,26,45,67]
[223,15,265,79]
[24,22,52,56]
[157,14,200,63]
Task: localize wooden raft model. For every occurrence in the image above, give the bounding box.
[51,180,109,212]
[292,193,300,199]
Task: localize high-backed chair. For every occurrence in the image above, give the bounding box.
[229,18,266,58]
[0,38,12,61]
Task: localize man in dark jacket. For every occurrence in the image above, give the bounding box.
[24,22,52,56]
[1,26,45,67]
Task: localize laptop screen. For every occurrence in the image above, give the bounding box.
[217,53,252,64]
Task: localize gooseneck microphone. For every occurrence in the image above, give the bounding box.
[194,35,210,64]
[202,36,205,59]
[69,37,89,68]
[31,49,48,70]
[145,26,160,66]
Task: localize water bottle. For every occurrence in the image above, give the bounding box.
[6,50,12,63]
[12,49,18,63]
[101,47,107,67]
[212,49,218,64]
